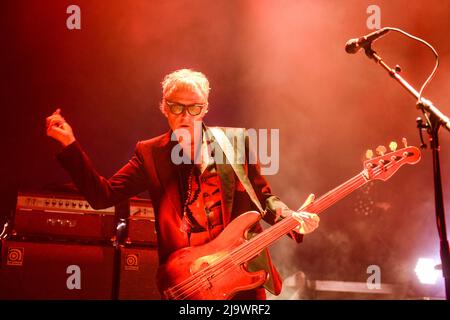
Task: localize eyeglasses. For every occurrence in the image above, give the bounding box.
[165,100,207,116]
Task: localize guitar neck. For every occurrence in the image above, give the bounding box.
[231,171,368,265]
[303,171,368,214]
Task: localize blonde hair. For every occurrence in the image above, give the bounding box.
[161,68,210,100]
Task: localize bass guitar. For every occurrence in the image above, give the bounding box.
[157,143,421,299]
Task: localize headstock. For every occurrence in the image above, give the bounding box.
[363,139,421,181]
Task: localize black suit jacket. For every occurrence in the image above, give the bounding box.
[57,126,302,295]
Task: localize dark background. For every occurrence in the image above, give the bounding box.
[1,0,449,298]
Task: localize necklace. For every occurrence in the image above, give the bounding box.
[181,165,200,233]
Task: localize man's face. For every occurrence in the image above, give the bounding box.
[162,87,208,142]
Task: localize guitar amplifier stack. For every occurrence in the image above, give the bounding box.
[0,191,161,300]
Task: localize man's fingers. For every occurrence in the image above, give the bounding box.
[298,193,315,211]
[292,211,320,234]
[47,125,65,136]
[306,193,315,205]
[46,116,65,128]
[48,118,64,129]
[46,109,63,126]
[293,211,319,221]
[46,114,64,122]
[305,212,320,222]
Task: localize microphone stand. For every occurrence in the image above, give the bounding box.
[363,44,450,300]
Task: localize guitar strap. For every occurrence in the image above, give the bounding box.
[209,127,281,295]
[209,127,265,216]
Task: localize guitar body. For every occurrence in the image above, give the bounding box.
[156,211,267,300]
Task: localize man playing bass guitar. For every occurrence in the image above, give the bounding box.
[46,68,320,300]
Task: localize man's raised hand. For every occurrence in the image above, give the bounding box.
[46,108,76,147]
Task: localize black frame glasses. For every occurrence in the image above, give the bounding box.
[165,100,207,116]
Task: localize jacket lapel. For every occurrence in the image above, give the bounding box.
[205,126,235,226]
[152,130,183,216]
[216,163,235,226]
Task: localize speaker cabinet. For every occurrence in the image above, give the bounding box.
[118,246,160,300]
[0,240,161,300]
[0,239,115,299]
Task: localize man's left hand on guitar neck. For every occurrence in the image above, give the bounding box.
[292,193,320,235]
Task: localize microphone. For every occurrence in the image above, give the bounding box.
[345,28,390,54]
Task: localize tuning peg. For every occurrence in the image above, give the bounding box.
[365,149,374,160]
[389,141,398,152]
[376,145,387,156]
[402,137,408,148]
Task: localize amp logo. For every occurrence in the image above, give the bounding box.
[6,247,24,266]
